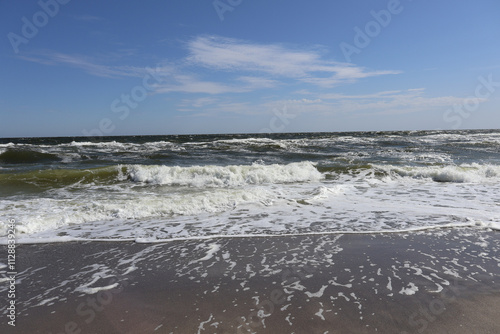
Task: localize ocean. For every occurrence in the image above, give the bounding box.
[1,129,499,244]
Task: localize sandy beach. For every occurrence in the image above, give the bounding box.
[2,228,499,333]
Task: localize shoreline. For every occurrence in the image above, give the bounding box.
[1,228,499,333]
[5,223,500,246]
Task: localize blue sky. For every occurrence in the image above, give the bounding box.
[1,0,499,137]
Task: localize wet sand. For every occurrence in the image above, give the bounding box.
[1,228,500,333]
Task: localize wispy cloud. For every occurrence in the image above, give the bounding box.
[18,35,478,121]
[19,35,400,92]
[319,89,419,100]
[153,72,279,95]
[186,35,400,87]
[154,73,246,94]
[19,51,146,78]
[283,88,485,117]
[237,76,278,89]
[181,88,485,120]
[319,88,474,115]
[179,97,219,109]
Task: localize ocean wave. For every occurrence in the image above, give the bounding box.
[125,161,323,187]
[0,149,61,164]
[0,166,123,191]
[0,161,323,192]
[300,185,347,204]
[62,140,184,154]
[0,187,276,235]
[0,143,15,151]
[66,140,129,148]
[214,137,290,149]
[375,163,500,183]
[180,137,293,153]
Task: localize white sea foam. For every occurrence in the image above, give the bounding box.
[193,243,221,262]
[213,137,291,149]
[75,283,119,295]
[67,141,132,148]
[375,164,500,183]
[306,285,328,298]
[477,221,500,231]
[399,282,419,295]
[125,161,323,187]
[303,185,347,203]
[65,140,181,152]
[2,160,500,243]
[2,131,500,244]
[0,186,276,235]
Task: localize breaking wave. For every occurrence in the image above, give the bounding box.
[376,163,500,183]
[125,161,323,187]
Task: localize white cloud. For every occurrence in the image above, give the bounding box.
[180,97,219,108]
[319,88,478,115]
[20,52,146,78]
[236,76,278,89]
[186,35,320,77]
[20,37,472,119]
[20,35,400,94]
[185,88,486,120]
[186,35,400,87]
[154,73,245,94]
[320,90,404,100]
[154,73,278,95]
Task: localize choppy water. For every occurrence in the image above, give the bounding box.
[1,130,499,243]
